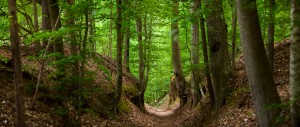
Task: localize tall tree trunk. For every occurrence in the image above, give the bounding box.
[109,0,113,57]
[199,0,214,106]
[89,0,96,52]
[48,0,64,55]
[136,16,146,112]
[66,0,81,107]
[145,14,153,90]
[41,0,53,52]
[123,0,130,72]
[65,0,81,125]
[32,0,41,52]
[205,0,231,110]
[143,15,150,87]
[236,0,281,126]
[231,1,237,70]
[190,0,201,107]
[171,0,187,107]
[81,0,89,78]
[266,0,275,75]
[8,0,25,126]
[290,0,300,126]
[114,0,123,112]
[123,24,130,72]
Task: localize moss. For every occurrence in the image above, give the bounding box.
[122,84,139,97]
[117,99,131,113]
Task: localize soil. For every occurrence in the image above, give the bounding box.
[0,39,291,126]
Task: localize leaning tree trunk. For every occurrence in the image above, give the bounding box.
[190,0,201,107]
[8,0,25,126]
[205,0,231,110]
[236,0,281,126]
[171,0,187,107]
[266,0,275,75]
[290,0,300,126]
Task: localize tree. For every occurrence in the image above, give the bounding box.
[230,0,237,70]
[114,0,123,111]
[123,0,131,72]
[123,1,131,72]
[66,0,81,108]
[41,0,53,51]
[266,0,275,74]
[48,0,64,55]
[190,0,201,107]
[236,0,281,126]
[8,0,25,126]
[136,15,146,112]
[32,0,41,52]
[199,0,214,105]
[145,14,153,94]
[109,0,113,57]
[290,0,300,126]
[171,0,187,107]
[205,0,231,109]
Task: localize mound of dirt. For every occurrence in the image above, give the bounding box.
[0,45,140,126]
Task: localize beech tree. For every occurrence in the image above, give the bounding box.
[114,0,123,111]
[230,0,237,70]
[199,0,214,105]
[136,16,146,112]
[8,0,25,126]
[32,0,41,52]
[236,0,281,126]
[190,0,201,107]
[266,0,275,74]
[171,0,187,107]
[290,0,300,126]
[41,0,52,51]
[123,0,131,72]
[205,0,231,109]
[48,0,64,55]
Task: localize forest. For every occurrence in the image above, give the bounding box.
[0,0,299,126]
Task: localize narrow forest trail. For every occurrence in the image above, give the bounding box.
[145,98,180,127]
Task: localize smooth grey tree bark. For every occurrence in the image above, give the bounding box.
[204,0,231,110]
[236,0,281,126]
[266,0,275,75]
[290,0,300,126]
[190,0,201,107]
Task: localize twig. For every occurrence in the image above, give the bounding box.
[31,9,62,107]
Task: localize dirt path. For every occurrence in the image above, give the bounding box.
[145,99,180,127]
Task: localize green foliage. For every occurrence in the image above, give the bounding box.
[0,55,9,64]
[24,27,81,45]
[54,107,69,116]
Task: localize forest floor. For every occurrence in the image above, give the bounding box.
[0,39,290,127]
[113,38,291,127]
